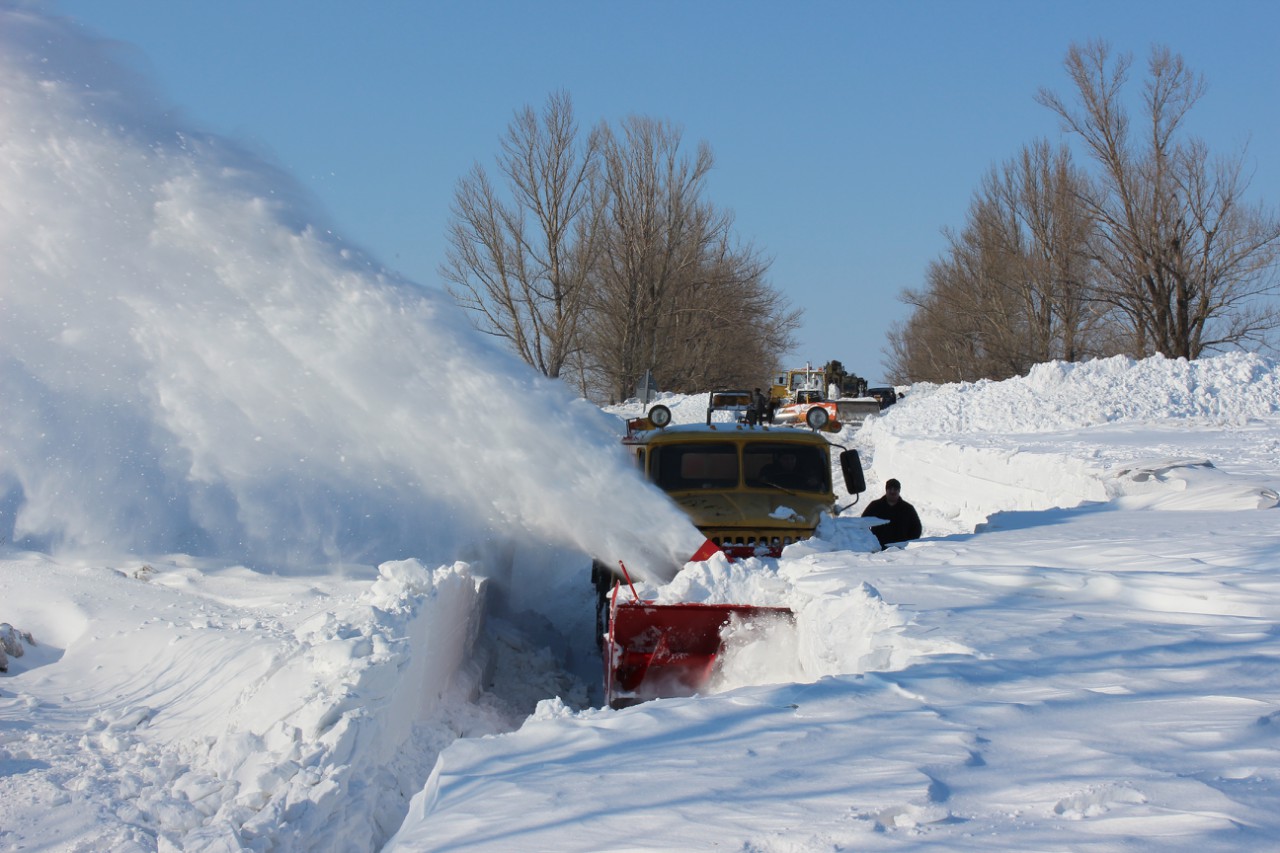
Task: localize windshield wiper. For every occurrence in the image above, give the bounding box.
[758,478,799,496]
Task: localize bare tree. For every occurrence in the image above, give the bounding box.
[885,279,987,385]
[441,91,602,378]
[444,98,797,399]
[660,234,799,391]
[1037,40,1280,359]
[888,141,1109,384]
[985,140,1113,364]
[586,116,795,399]
[891,42,1280,384]
[588,116,715,399]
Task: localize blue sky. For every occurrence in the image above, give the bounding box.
[49,0,1280,385]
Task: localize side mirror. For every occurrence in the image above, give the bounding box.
[839,449,866,494]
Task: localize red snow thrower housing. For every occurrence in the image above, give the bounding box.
[601,552,793,708]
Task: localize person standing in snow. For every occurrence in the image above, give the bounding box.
[861,478,922,549]
[748,387,768,425]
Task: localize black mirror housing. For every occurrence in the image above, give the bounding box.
[839,449,866,495]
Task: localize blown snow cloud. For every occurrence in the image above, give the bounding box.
[0,7,699,580]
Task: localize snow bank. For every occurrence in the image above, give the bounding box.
[860,353,1280,531]
[886,353,1280,434]
[0,555,497,851]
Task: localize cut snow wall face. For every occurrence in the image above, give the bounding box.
[202,560,488,852]
[864,428,1109,532]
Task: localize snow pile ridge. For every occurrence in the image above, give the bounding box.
[191,560,486,852]
[885,353,1280,435]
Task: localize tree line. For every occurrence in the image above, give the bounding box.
[442,92,798,402]
[886,40,1280,384]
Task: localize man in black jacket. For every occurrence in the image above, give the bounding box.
[861,478,922,549]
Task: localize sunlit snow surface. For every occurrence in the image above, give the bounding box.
[5,7,1280,853]
[6,355,1280,853]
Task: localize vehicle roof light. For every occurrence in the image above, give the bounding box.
[648,404,672,429]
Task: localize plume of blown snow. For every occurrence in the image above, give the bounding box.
[0,8,700,580]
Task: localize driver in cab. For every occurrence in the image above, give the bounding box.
[759,451,820,491]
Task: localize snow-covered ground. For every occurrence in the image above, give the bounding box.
[4,7,1280,853]
[5,355,1280,852]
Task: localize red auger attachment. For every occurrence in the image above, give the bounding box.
[605,599,793,707]
[603,549,794,708]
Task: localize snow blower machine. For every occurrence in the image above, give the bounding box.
[596,398,866,707]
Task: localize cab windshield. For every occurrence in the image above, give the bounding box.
[744,442,829,492]
[650,441,829,493]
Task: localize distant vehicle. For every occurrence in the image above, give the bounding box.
[770,365,827,403]
[704,390,754,424]
[771,364,865,404]
[866,386,898,410]
[772,387,880,427]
